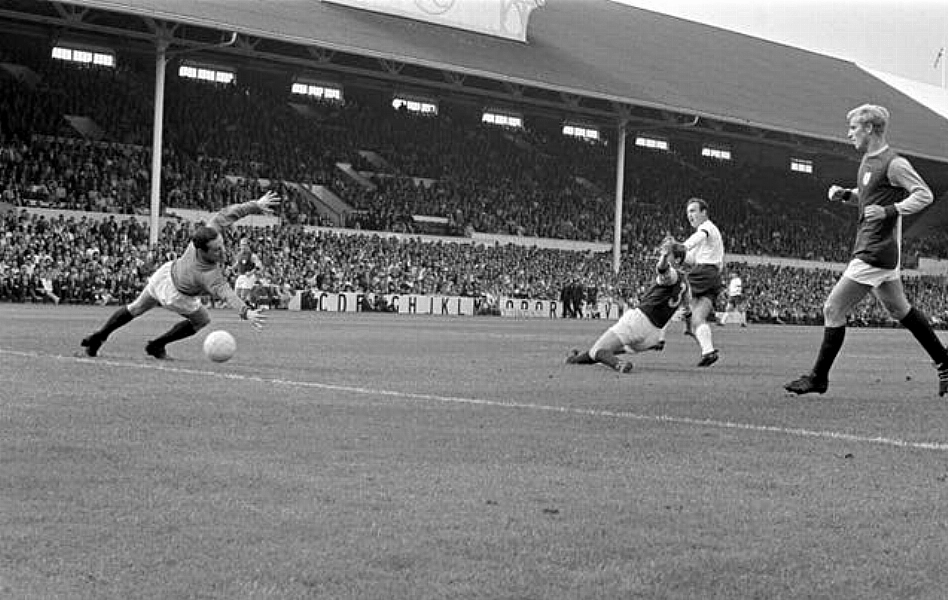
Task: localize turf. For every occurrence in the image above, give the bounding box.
[2,304,948,599]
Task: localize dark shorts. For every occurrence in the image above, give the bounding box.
[688,264,723,299]
[728,294,745,305]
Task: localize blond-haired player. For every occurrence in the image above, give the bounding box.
[785,104,948,396]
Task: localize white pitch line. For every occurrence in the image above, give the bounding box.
[5,349,948,452]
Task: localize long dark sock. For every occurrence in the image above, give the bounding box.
[592,348,619,370]
[150,320,198,348]
[900,307,948,366]
[812,326,845,380]
[568,350,596,364]
[93,306,134,341]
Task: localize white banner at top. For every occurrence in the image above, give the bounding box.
[323,0,545,42]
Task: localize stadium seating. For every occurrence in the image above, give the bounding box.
[2,33,948,324]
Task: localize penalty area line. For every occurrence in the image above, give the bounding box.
[6,348,948,453]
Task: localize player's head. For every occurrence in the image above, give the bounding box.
[192,226,224,264]
[686,197,709,228]
[669,242,687,265]
[847,104,888,151]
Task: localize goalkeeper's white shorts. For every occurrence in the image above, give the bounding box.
[145,261,203,315]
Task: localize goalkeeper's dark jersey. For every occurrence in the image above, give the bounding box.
[169,200,263,312]
[638,269,687,329]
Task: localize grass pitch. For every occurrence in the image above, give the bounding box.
[2,305,948,599]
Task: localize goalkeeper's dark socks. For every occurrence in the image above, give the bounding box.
[900,307,948,366]
[94,306,134,341]
[812,326,845,381]
[149,320,198,348]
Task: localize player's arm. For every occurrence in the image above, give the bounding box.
[683,228,707,251]
[206,274,268,329]
[208,191,282,232]
[828,184,860,206]
[884,157,933,216]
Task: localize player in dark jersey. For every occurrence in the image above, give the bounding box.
[233,237,262,304]
[785,104,948,396]
[566,241,688,373]
[80,191,280,359]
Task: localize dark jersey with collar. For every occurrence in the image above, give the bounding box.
[170,200,262,310]
[853,147,904,269]
[638,268,687,328]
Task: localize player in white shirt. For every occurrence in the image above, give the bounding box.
[680,197,724,366]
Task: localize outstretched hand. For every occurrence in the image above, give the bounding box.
[246,307,267,330]
[255,191,281,215]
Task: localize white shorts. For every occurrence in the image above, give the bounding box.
[235,273,256,291]
[145,261,203,315]
[842,258,900,288]
[606,308,663,353]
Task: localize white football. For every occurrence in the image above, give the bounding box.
[203,330,236,363]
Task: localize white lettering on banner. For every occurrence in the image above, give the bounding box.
[499,298,558,319]
[289,292,623,319]
[499,297,625,319]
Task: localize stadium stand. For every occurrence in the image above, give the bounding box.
[2,11,948,324]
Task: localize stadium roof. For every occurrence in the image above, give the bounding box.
[6,0,948,163]
[864,68,948,121]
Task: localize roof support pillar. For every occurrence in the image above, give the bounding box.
[612,119,627,274]
[148,38,168,247]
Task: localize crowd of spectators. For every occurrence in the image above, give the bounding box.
[0,36,916,262]
[4,208,948,329]
[3,34,948,327]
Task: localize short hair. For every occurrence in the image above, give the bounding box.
[686,197,708,213]
[847,104,889,134]
[670,242,687,263]
[191,226,220,251]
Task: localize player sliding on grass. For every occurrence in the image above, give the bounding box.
[566,240,689,373]
[80,191,280,359]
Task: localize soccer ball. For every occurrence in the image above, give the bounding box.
[203,330,236,363]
